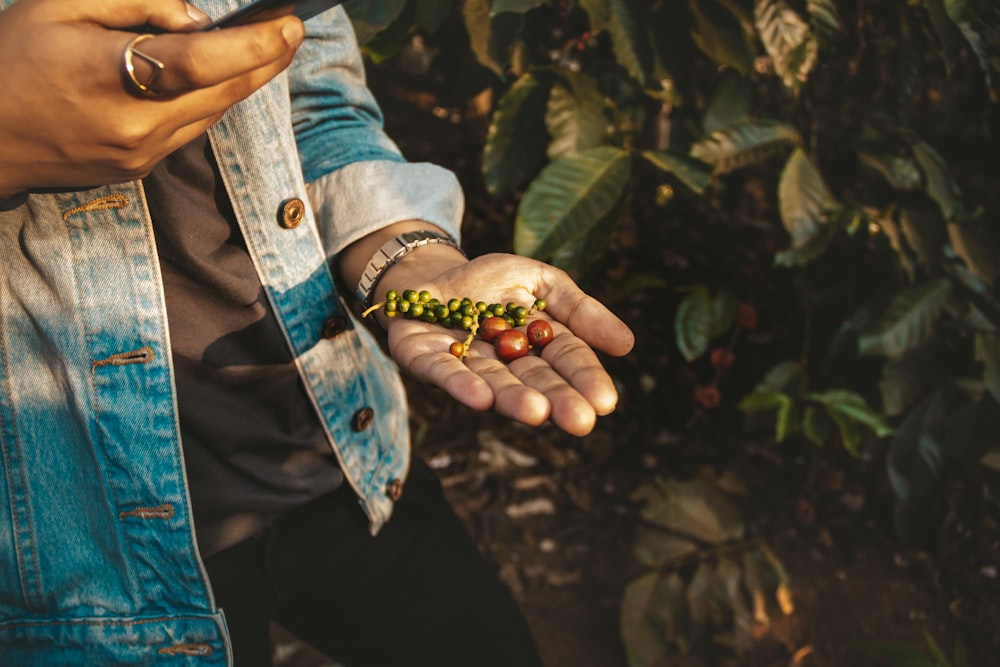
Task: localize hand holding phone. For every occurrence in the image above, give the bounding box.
[203,0,344,30]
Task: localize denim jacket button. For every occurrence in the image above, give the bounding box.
[278,198,306,229]
[351,407,374,431]
[386,477,404,502]
[321,316,348,339]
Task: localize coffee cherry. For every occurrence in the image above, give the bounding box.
[526,319,554,347]
[479,316,511,342]
[495,329,530,362]
[363,289,558,365]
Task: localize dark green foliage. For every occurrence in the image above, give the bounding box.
[356,1,999,663]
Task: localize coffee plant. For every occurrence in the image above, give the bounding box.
[346,0,999,664]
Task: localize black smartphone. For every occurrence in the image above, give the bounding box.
[202,0,345,30]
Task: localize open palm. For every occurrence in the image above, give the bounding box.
[380,253,635,437]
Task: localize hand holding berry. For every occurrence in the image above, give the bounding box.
[372,251,635,437]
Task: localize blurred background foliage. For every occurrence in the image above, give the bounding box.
[341,0,1000,664]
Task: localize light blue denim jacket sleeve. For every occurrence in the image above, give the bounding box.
[0,2,462,664]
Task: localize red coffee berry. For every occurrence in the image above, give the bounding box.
[709,348,735,369]
[479,316,511,343]
[495,329,530,362]
[694,385,722,409]
[526,320,554,347]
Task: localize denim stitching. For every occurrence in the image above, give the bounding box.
[118,503,174,520]
[157,643,214,656]
[61,194,129,221]
[63,194,143,593]
[0,352,45,612]
[91,346,154,372]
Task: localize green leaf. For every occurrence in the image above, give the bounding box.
[826,406,862,456]
[923,0,965,77]
[737,390,791,413]
[756,361,804,393]
[858,151,923,191]
[686,562,728,646]
[606,0,653,82]
[887,391,947,503]
[923,632,950,667]
[773,218,838,267]
[482,72,552,197]
[631,477,745,544]
[674,286,737,361]
[879,341,946,417]
[943,0,1000,92]
[717,558,756,654]
[463,0,520,76]
[954,632,969,667]
[514,146,631,259]
[688,0,754,73]
[778,148,837,250]
[492,0,543,15]
[858,277,953,358]
[947,218,1000,286]
[806,0,841,44]
[737,391,797,442]
[545,72,612,161]
[754,0,818,91]
[580,0,653,83]
[620,573,670,667]
[633,526,699,568]
[648,572,692,654]
[911,140,966,222]
[702,71,753,135]
[642,150,713,195]
[547,196,621,279]
[802,405,833,446]
[807,390,895,438]
[690,119,801,174]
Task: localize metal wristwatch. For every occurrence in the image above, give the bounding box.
[356,230,464,308]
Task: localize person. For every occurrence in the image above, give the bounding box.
[0,0,635,665]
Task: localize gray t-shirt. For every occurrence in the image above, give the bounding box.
[143,134,343,557]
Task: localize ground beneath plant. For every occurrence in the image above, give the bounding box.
[272,50,1000,667]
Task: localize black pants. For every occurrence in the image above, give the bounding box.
[203,459,544,667]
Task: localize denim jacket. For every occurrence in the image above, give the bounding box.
[0,2,463,664]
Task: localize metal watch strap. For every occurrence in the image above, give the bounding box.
[356,230,463,308]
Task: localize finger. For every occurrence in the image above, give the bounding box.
[45,0,211,31]
[464,353,552,427]
[537,331,620,417]
[388,325,496,411]
[536,269,635,357]
[505,355,599,436]
[115,17,303,98]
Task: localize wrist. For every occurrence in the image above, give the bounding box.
[354,229,465,309]
[376,244,467,296]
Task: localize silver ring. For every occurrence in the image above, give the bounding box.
[122,33,165,98]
